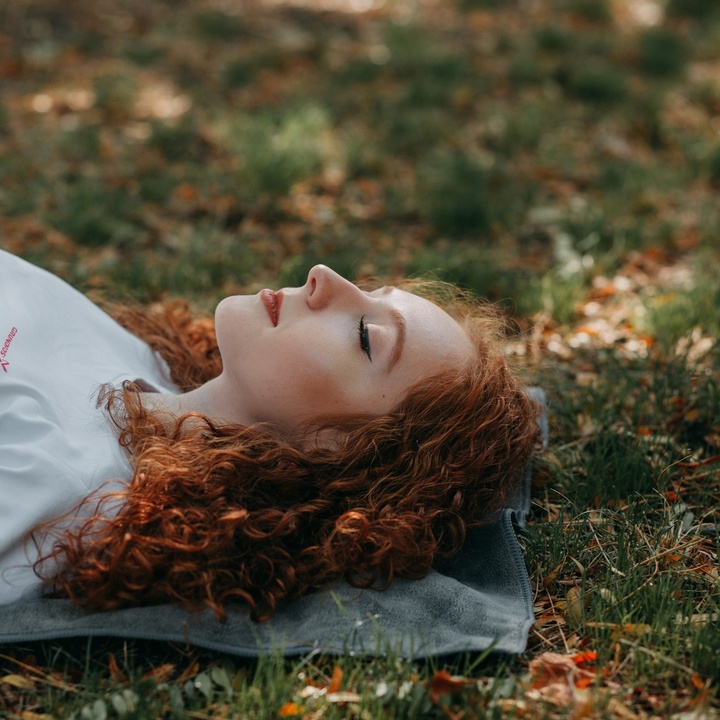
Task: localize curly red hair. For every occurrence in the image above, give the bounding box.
[34,283,539,621]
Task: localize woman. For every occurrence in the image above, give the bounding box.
[0,249,539,620]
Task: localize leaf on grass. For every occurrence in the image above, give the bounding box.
[429,669,471,705]
[176,659,200,683]
[326,691,362,703]
[107,653,126,684]
[278,701,304,716]
[327,665,343,694]
[1,673,35,690]
[299,684,326,699]
[566,586,585,624]
[542,564,562,589]
[141,662,175,683]
[176,184,198,202]
[571,651,598,665]
[528,651,596,697]
[606,696,644,719]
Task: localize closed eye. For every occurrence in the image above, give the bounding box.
[358,316,372,362]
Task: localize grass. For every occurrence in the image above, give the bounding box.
[1,0,719,716]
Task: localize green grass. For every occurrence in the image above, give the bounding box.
[2,638,523,718]
[1,0,719,716]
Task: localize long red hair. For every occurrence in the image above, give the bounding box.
[34,282,539,621]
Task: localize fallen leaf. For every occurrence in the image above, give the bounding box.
[300,684,326,699]
[141,663,175,682]
[429,669,471,703]
[326,691,361,703]
[176,660,200,683]
[606,696,642,719]
[1,673,35,690]
[566,586,585,625]
[571,651,598,665]
[542,564,562,589]
[529,651,596,693]
[108,653,126,683]
[327,666,343,694]
[278,701,304,716]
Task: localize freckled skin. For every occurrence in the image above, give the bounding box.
[213,265,475,434]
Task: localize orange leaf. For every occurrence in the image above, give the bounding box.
[108,653,126,683]
[327,665,343,694]
[278,701,303,716]
[529,652,595,691]
[176,184,198,201]
[141,663,175,682]
[571,651,597,666]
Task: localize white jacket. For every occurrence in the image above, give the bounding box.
[0,250,176,604]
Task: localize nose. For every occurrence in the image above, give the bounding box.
[305,265,362,310]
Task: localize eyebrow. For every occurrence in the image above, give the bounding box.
[386,306,406,374]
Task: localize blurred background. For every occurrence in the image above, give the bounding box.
[0,0,719,353]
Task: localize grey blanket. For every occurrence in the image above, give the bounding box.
[0,390,547,658]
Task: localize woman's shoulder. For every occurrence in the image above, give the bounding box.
[1,248,56,277]
[0,249,177,394]
[0,250,80,306]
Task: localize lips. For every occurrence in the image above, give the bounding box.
[261,289,282,327]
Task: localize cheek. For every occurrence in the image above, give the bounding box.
[262,335,355,416]
[290,354,351,408]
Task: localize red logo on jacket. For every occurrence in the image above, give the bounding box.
[1,326,17,372]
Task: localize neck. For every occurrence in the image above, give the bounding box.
[139,375,251,428]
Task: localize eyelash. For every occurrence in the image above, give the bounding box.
[358,316,372,362]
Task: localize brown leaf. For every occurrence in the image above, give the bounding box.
[429,669,470,705]
[528,651,595,691]
[542,564,562,589]
[176,660,200,683]
[326,666,343,694]
[107,653,126,683]
[141,663,175,682]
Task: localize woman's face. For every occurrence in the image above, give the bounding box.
[214,265,475,435]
